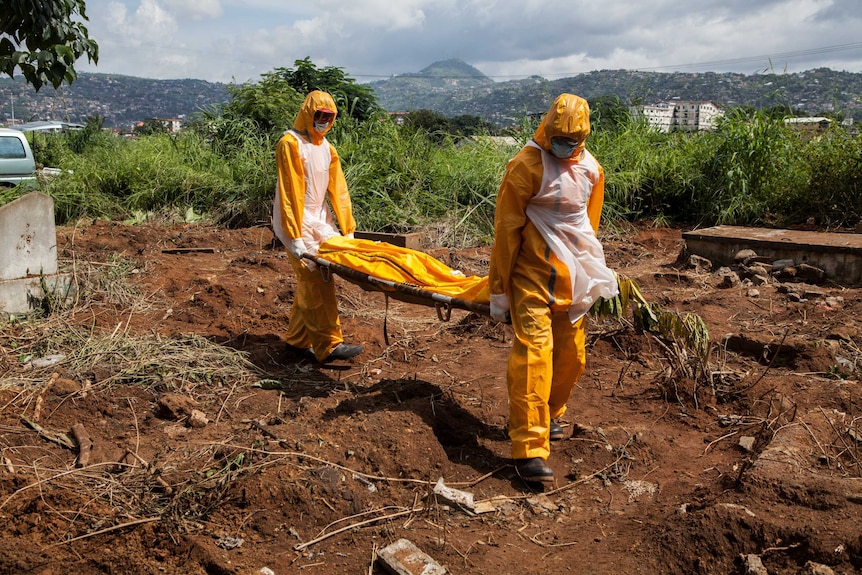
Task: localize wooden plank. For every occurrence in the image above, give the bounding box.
[354,231,422,250]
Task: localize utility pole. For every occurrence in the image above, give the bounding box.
[10,94,14,125]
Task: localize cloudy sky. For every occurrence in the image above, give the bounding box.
[74,0,862,84]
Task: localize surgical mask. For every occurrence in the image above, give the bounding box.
[549,137,579,159]
[313,110,335,133]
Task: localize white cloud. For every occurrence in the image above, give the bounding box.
[103,0,177,44]
[163,0,223,20]
[74,0,862,83]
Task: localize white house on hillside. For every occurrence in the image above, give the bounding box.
[632,101,723,133]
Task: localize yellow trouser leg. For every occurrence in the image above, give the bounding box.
[507,289,554,460]
[285,257,343,361]
[548,314,586,419]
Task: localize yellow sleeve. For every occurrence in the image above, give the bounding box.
[489,148,542,297]
[275,133,306,241]
[586,163,605,236]
[327,143,357,236]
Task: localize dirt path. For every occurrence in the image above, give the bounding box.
[1,221,860,575]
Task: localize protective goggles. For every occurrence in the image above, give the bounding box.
[313,110,336,124]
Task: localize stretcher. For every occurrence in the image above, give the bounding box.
[302,236,491,322]
[302,236,709,359]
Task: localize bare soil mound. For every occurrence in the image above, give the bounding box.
[1,221,860,575]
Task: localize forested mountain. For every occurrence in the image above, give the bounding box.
[372,61,862,124]
[1,59,860,129]
[0,74,230,129]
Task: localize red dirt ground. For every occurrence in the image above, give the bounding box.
[1,220,861,575]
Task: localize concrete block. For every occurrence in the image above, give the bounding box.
[0,191,58,280]
[377,538,446,575]
[683,226,862,286]
[0,273,74,314]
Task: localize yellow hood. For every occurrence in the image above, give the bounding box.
[533,93,591,156]
[293,90,338,145]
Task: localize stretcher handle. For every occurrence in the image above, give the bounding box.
[302,253,492,319]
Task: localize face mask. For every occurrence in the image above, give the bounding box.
[550,137,579,159]
[313,110,335,133]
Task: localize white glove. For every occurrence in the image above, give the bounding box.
[489,293,510,323]
[345,233,354,239]
[289,238,308,259]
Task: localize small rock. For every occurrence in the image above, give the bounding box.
[718,268,741,288]
[740,553,768,575]
[803,561,836,575]
[188,409,209,428]
[738,436,756,452]
[687,254,712,272]
[747,289,760,298]
[50,376,81,396]
[797,263,826,284]
[824,296,844,308]
[771,259,796,271]
[157,394,199,421]
[734,249,758,263]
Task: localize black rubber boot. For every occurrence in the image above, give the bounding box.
[324,343,364,362]
[514,457,555,483]
[550,419,565,441]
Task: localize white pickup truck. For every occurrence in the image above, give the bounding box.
[0,128,38,187]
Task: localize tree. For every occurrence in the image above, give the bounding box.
[222,72,303,134]
[134,118,169,136]
[275,57,380,121]
[0,0,99,91]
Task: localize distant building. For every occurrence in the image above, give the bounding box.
[784,116,832,135]
[632,101,723,133]
[136,118,183,134]
[9,120,84,133]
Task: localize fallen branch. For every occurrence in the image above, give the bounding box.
[50,516,161,547]
[294,506,424,552]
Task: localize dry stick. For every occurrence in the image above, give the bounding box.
[70,423,92,468]
[49,516,161,547]
[731,328,791,396]
[312,506,411,540]
[215,380,239,424]
[0,462,137,510]
[818,406,861,473]
[701,430,739,457]
[294,506,423,552]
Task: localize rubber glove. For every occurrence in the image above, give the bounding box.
[489,293,510,323]
[289,238,308,259]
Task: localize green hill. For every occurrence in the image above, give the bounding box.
[2,60,861,129]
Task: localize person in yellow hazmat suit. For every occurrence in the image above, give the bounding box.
[272,90,364,363]
[489,94,619,483]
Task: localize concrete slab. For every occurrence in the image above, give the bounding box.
[0,191,75,314]
[0,191,58,280]
[0,273,74,314]
[682,226,862,286]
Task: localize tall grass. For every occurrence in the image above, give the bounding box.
[7,108,859,243]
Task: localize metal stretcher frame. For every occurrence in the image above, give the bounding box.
[303,253,491,321]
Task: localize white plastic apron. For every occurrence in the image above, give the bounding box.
[525,141,619,322]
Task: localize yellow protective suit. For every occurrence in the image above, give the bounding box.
[272,91,357,362]
[489,94,619,461]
